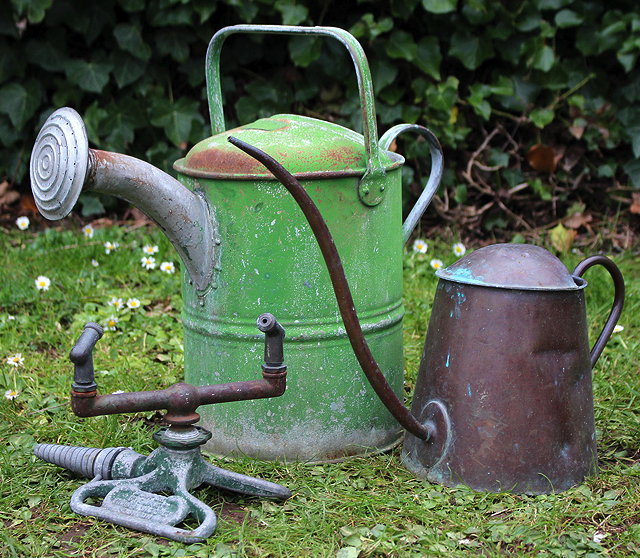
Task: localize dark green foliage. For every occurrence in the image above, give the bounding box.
[1,0,639,221]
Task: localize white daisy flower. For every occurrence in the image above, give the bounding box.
[4,389,19,400]
[91,259,99,267]
[108,297,124,311]
[160,261,176,274]
[126,298,141,310]
[453,242,466,257]
[412,239,428,253]
[16,216,30,230]
[141,256,157,270]
[104,241,119,254]
[82,224,94,238]
[105,316,118,331]
[5,353,24,367]
[35,276,51,291]
[143,245,159,255]
[613,325,624,333]
[430,259,444,270]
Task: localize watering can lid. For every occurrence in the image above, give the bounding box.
[436,243,584,291]
[174,114,401,179]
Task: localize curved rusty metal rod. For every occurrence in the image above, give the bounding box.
[228,136,430,441]
[572,255,625,368]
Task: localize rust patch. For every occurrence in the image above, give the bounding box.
[186,148,266,175]
[317,146,364,170]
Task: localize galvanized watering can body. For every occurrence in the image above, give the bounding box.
[175,116,407,460]
[403,244,625,493]
[29,25,443,461]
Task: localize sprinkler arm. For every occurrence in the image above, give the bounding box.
[69,316,286,426]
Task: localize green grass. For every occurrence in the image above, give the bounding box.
[0,223,638,557]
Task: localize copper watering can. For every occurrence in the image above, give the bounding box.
[231,138,625,494]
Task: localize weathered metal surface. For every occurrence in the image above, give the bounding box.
[403,247,625,494]
[180,165,406,460]
[206,24,387,206]
[379,124,444,244]
[29,24,444,462]
[30,111,219,292]
[30,107,89,220]
[229,136,431,441]
[437,243,581,290]
[35,426,291,543]
[34,318,291,543]
[69,319,287,427]
[175,114,402,180]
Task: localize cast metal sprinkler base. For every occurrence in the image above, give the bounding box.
[34,426,290,543]
[34,315,290,543]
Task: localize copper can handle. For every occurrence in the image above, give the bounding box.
[573,255,625,368]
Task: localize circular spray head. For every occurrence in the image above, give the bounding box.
[30,107,89,220]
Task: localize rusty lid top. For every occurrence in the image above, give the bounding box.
[436,243,585,291]
[174,114,402,180]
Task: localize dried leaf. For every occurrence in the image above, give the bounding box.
[550,222,577,253]
[19,194,37,214]
[0,186,19,206]
[569,124,585,139]
[564,212,593,229]
[527,144,557,173]
[630,192,640,214]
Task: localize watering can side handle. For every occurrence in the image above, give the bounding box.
[573,255,625,368]
[206,25,385,190]
[379,124,444,244]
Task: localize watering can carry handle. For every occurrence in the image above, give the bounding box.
[379,124,444,244]
[573,255,625,368]
[206,25,384,181]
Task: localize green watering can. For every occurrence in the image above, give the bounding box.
[29,25,443,461]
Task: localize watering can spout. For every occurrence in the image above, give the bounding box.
[30,107,218,292]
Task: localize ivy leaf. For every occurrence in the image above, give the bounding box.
[155,28,190,63]
[288,36,322,67]
[426,76,459,113]
[114,23,151,61]
[449,32,493,70]
[275,0,308,25]
[386,30,417,61]
[149,97,203,147]
[110,53,146,88]
[0,81,42,128]
[12,0,52,23]
[627,126,640,158]
[530,108,555,128]
[66,60,113,93]
[422,0,457,14]
[532,45,555,72]
[555,9,583,28]
[415,36,441,81]
[623,159,640,188]
[83,102,109,145]
[468,84,491,120]
[371,58,398,91]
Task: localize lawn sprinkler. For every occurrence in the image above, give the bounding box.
[29,24,443,462]
[34,315,290,543]
[229,136,625,495]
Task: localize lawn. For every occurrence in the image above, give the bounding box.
[0,221,638,557]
